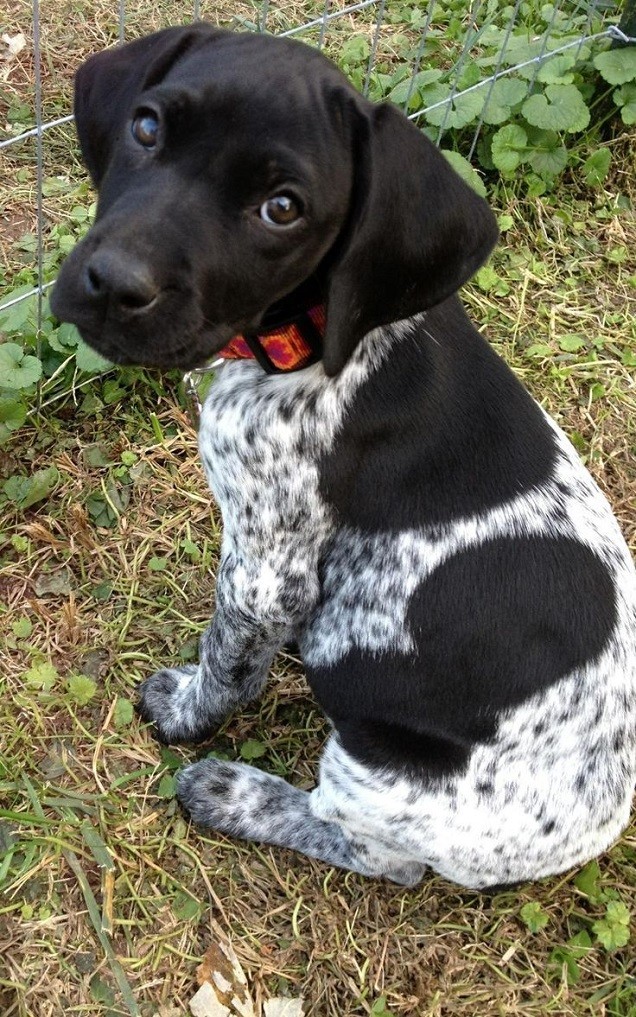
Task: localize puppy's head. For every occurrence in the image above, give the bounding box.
[51,25,498,374]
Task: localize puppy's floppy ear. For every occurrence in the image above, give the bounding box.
[323,100,498,375]
[74,24,219,185]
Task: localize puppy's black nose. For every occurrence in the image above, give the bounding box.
[84,249,158,314]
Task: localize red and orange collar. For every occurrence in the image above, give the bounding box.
[219,304,326,374]
[183,303,326,423]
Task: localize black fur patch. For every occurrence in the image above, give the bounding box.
[319,298,557,530]
[308,535,616,775]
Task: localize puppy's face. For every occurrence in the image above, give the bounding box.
[52,25,498,375]
[51,30,355,369]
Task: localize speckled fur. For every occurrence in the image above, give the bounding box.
[49,23,636,889]
[139,317,636,889]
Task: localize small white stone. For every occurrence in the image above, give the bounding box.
[263,999,305,1017]
[189,982,231,1017]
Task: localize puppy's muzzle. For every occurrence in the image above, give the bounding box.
[83,247,160,317]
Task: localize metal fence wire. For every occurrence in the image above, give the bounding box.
[0,1,633,354]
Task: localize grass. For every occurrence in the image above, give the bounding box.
[1,3,636,1016]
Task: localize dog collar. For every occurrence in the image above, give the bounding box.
[219,304,325,374]
[183,303,326,425]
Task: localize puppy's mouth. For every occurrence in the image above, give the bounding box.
[57,272,325,373]
[77,319,237,371]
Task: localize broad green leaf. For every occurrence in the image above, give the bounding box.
[520,901,549,933]
[3,466,59,509]
[622,348,636,367]
[180,537,201,560]
[0,288,38,332]
[83,443,112,468]
[389,79,418,108]
[102,379,126,404]
[370,998,395,1016]
[3,474,29,504]
[21,466,59,509]
[548,946,579,984]
[481,78,528,125]
[441,150,487,197]
[173,890,203,921]
[566,930,593,958]
[558,334,584,352]
[86,494,117,528]
[75,339,112,374]
[24,661,58,690]
[500,34,547,70]
[113,697,134,729]
[0,343,43,389]
[67,674,97,706]
[574,858,602,901]
[89,975,116,1006]
[389,70,444,110]
[594,48,636,86]
[522,84,590,133]
[526,172,549,198]
[420,82,453,117]
[614,82,636,125]
[526,129,568,176]
[240,739,267,760]
[491,124,528,174]
[340,35,370,67]
[458,62,482,91]
[57,235,77,255]
[157,773,176,798]
[536,52,577,84]
[0,396,27,440]
[547,931,591,985]
[582,149,611,186]
[475,266,500,292]
[592,901,631,951]
[425,87,484,129]
[12,617,33,638]
[160,747,183,771]
[526,342,553,358]
[47,321,80,354]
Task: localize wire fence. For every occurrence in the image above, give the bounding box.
[0,0,633,372]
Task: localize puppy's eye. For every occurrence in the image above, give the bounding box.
[259,194,301,227]
[131,111,160,148]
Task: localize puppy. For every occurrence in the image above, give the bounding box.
[52,24,636,889]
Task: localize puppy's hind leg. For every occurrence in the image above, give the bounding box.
[176,759,425,885]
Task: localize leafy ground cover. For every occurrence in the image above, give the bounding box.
[1,2,635,1015]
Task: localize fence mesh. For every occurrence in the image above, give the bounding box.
[0,1,632,354]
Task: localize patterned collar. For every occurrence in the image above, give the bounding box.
[219,304,326,374]
[183,303,326,424]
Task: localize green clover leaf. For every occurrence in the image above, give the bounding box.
[594,48,636,86]
[0,343,43,390]
[522,84,590,133]
[491,123,528,174]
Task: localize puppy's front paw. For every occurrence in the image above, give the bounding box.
[176,758,245,833]
[136,665,219,744]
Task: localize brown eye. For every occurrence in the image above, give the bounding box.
[259,194,301,226]
[131,111,159,148]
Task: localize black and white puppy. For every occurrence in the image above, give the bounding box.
[52,24,636,889]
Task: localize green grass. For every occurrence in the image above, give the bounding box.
[1,2,636,1015]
